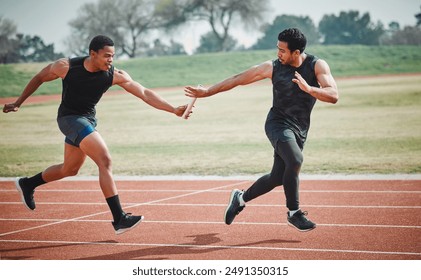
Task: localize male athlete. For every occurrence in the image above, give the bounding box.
[185,28,339,231]
[3,35,189,235]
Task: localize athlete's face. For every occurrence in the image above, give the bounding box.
[276,41,292,65]
[91,45,115,71]
[276,41,301,66]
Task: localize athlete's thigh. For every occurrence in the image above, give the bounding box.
[63,142,87,170]
[276,140,303,166]
[78,131,111,164]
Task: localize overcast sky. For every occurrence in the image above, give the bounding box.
[1,0,420,54]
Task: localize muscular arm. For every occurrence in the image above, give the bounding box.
[293,59,339,104]
[113,68,185,116]
[3,58,68,113]
[184,60,273,98]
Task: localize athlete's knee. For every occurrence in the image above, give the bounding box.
[97,154,113,171]
[61,165,81,177]
[66,168,80,177]
[277,141,303,172]
[293,155,303,168]
[286,155,303,174]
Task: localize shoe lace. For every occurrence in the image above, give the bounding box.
[300,211,310,221]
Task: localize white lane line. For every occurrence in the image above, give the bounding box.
[1,189,420,193]
[0,181,247,237]
[146,203,421,209]
[0,239,419,257]
[1,174,420,180]
[1,218,420,229]
[2,201,420,209]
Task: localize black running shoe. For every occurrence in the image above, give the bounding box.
[224,189,245,225]
[287,210,316,232]
[112,213,144,235]
[15,177,35,210]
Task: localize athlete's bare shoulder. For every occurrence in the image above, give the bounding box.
[254,60,273,79]
[49,58,70,79]
[112,67,132,85]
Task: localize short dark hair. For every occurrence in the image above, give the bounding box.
[89,35,114,53]
[278,28,307,53]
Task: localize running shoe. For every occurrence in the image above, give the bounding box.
[287,210,316,232]
[15,177,35,210]
[112,213,144,235]
[224,189,245,225]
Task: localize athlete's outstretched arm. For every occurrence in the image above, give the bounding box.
[113,68,187,117]
[184,60,273,98]
[3,58,68,113]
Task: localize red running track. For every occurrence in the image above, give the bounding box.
[0,177,420,260]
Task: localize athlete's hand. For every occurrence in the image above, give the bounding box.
[3,103,19,113]
[292,71,312,94]
[184,84,208,98]
[174,104,189,118]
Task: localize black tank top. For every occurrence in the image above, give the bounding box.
[58,56,114,117]
[265,54,319,144]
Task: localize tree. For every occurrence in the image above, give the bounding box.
[65,0,124,56]
[0,17,63,64]
[66,0,171,58]
[17,35,64,62]
[379,21,399,45]
[251,15,319,50]
[195,31,238,53]
[388,21,400,32]
[0,16,18,63]
[319,10,384,45]
[416,6,421,26]
[118,0,172,57]
[383,26,421,45]
[160,0,268,52]
[146,39,187,56]
[166,40,187,55]
[195,0,268,52]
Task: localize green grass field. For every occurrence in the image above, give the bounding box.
[1,45,421,98]
[1,74,420,177]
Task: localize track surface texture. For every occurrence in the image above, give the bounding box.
[1,176,420,260]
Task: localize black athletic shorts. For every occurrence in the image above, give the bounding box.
[57,115,97,147]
